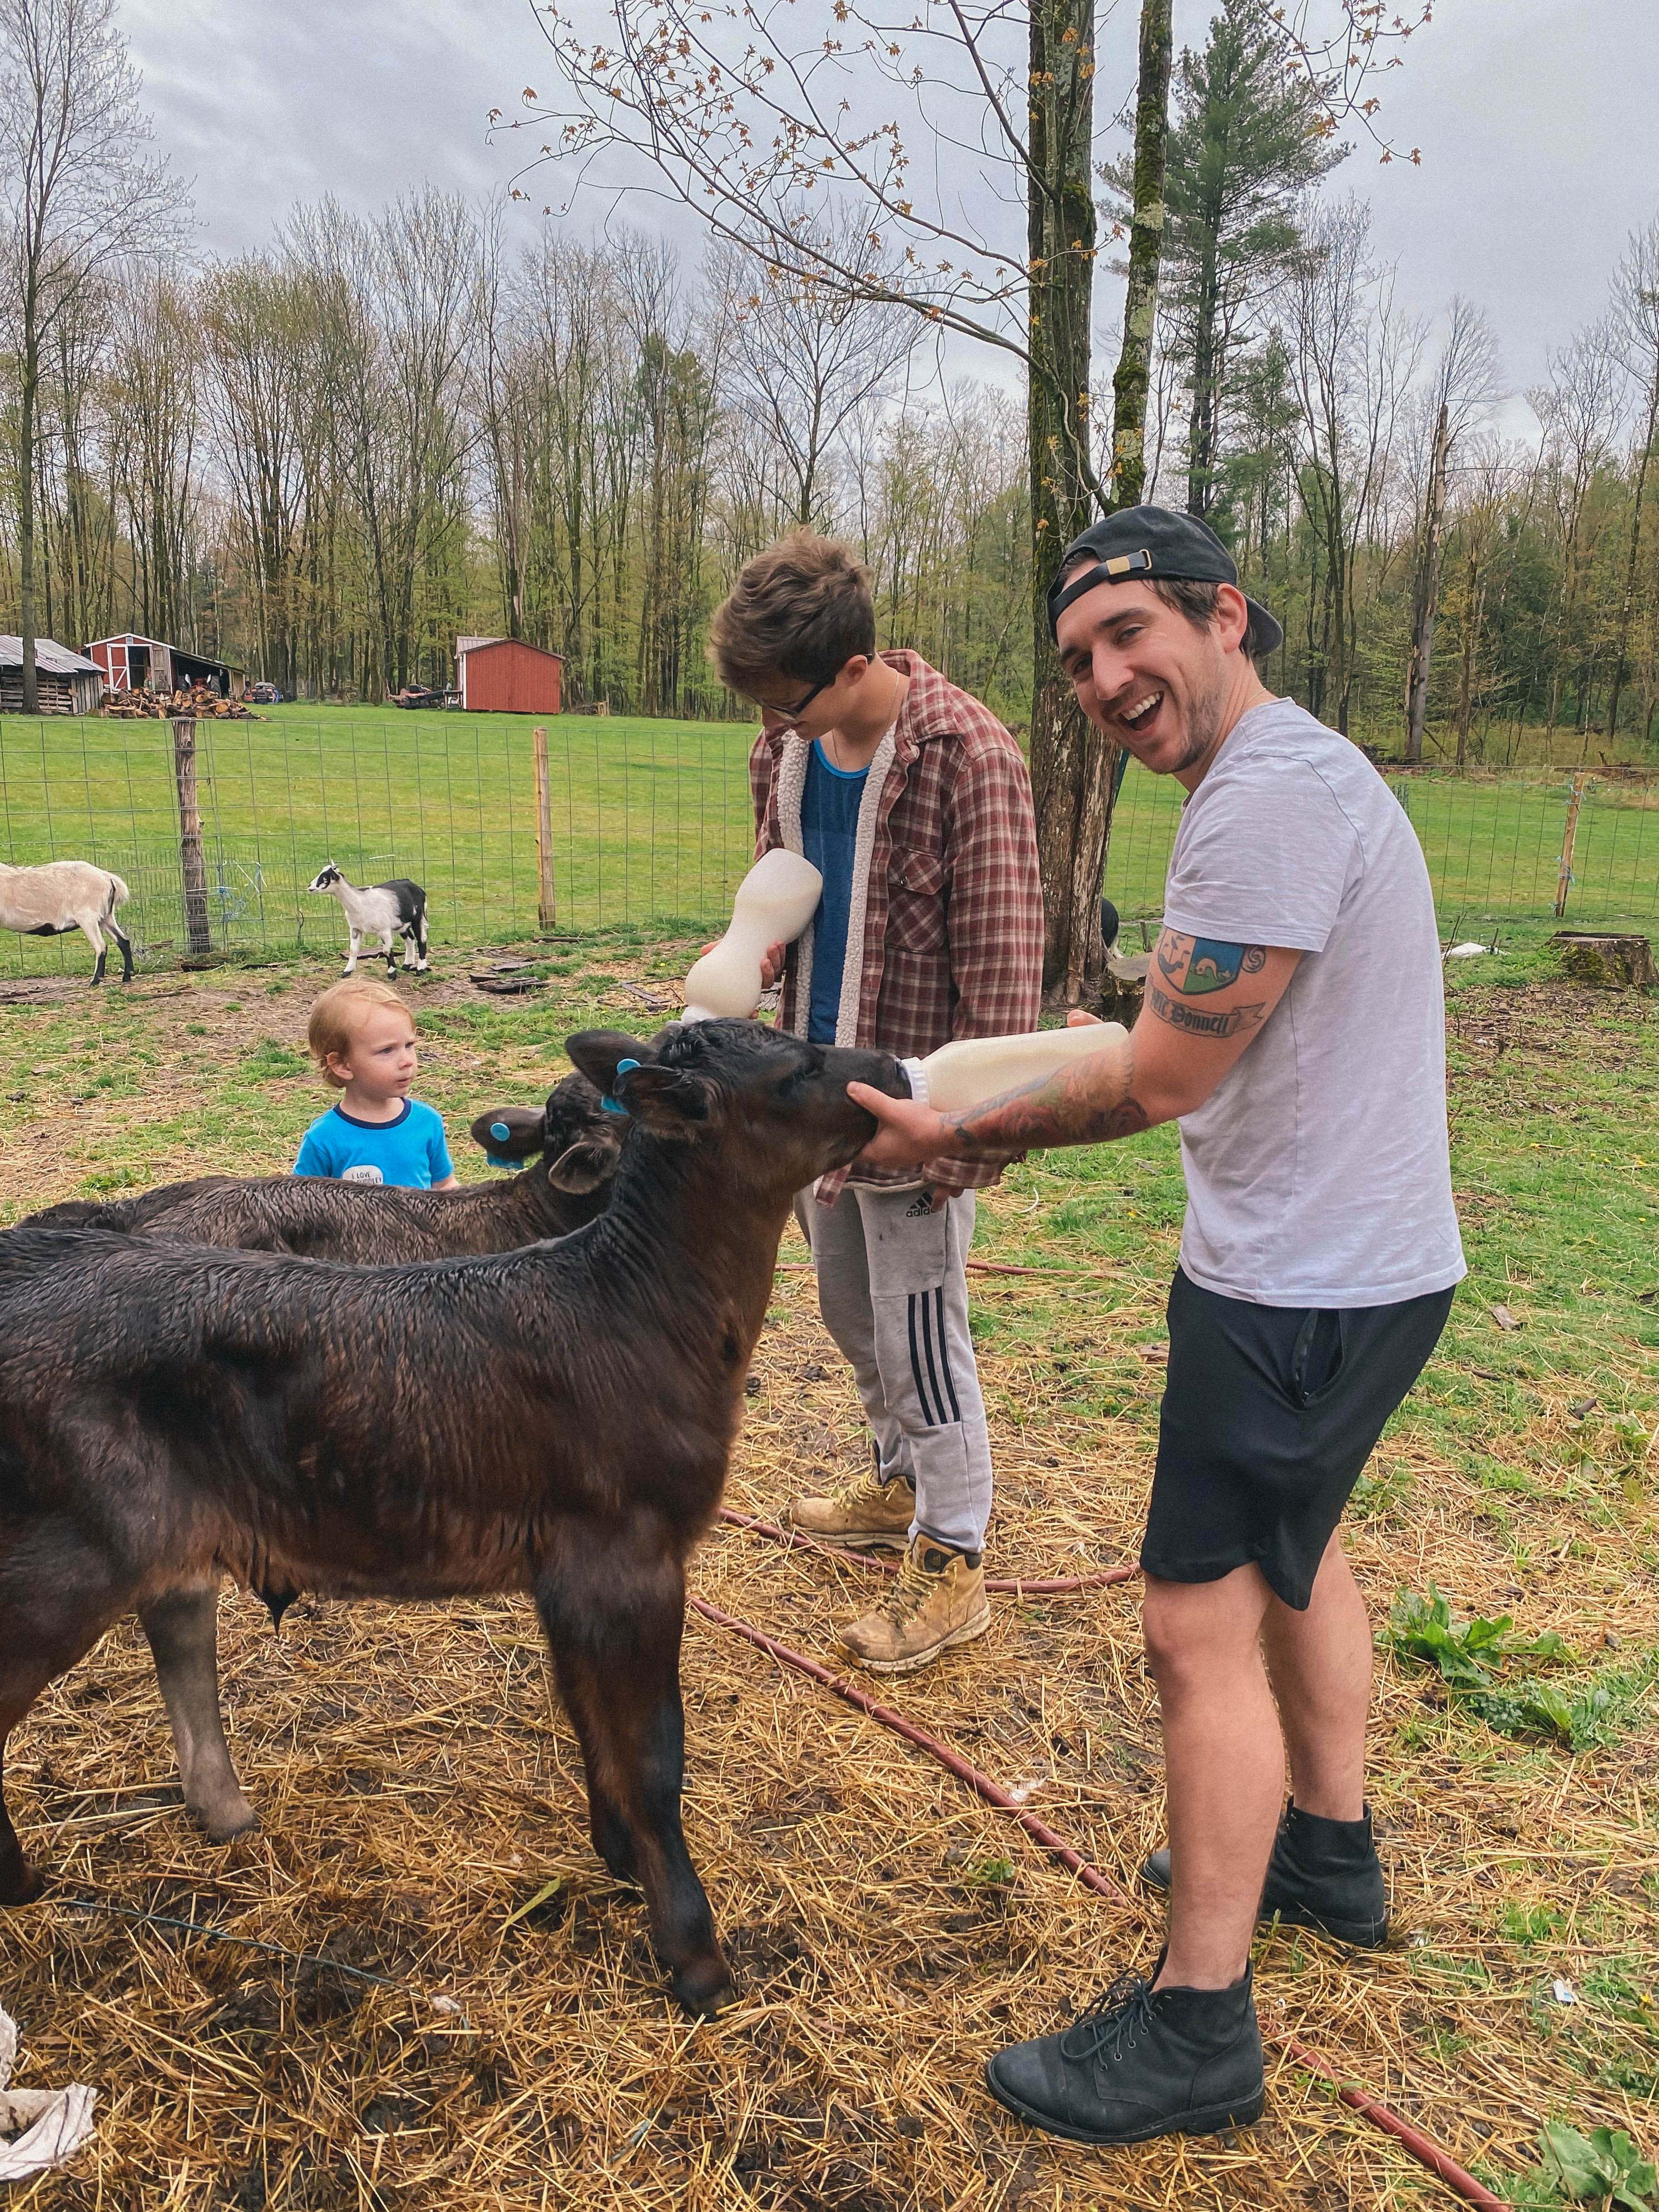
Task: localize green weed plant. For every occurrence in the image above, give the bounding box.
[1512,2121,1657,2210]
[1386,1585,1592,1743]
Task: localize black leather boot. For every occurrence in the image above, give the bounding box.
[1141,1801,1389,1947]
[984,1961,1264,2146]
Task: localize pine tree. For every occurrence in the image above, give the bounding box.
[1156,0,1344,522]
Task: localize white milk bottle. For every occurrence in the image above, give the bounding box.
[900,1022,1130,1111]
[681,848,824,1022]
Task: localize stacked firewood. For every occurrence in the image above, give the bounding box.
[97,688,174,718]
[99,685,258,721]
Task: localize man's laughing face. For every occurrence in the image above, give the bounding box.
[1054,577,1238,779]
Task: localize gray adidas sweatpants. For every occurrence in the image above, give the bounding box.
[805,1181,994,1556]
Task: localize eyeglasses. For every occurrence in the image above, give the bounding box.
[756,674,833,724]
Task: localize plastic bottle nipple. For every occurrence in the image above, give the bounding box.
[681,848,825,1022]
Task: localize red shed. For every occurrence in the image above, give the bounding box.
[455,635,563,714]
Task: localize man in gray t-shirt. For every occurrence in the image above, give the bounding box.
[850,508,1463,2151]
[1166,695,1464,1309]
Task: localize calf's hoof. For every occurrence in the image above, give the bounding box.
[671,1954,734,2018]
[195,1794,259,1844]
[0,1853,46,1907]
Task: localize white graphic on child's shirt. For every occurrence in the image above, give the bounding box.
[341,1163,384,1184]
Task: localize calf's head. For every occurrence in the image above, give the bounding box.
[469,1072,622,1197]
[564,1021,908,1203]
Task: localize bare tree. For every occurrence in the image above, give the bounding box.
[1444,433,1516,767]
[1529,323,1623,745]
[1286,196,1423,733]
[505,0,1428,993]
[714,212,914,532]
[1606,220,1659,741]
[0,0,186,708]
[110,267,200,647]
[1402,295,1500,761]
[291,192,478,694]
[199,253,314,691]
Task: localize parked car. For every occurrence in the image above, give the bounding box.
[249,682,281,705]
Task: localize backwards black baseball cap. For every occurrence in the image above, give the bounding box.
[1047,506,1284,656]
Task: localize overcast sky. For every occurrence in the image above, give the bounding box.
[123,0,1657,428]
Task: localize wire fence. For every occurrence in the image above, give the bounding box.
[0,710,1653,979]
[0,709,756,974]
[1103,761,1659,933]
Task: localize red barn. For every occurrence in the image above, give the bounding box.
[455,636,563,714]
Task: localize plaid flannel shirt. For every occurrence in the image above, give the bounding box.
[749,650,1044,1204]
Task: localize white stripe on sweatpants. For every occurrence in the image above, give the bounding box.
[805,1181,993,1556]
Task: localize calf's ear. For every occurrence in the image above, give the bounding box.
[565,1029,659,1094]
[613,1062,712,1134]
[469,1105,546,1162]
[546,1138,620,1193]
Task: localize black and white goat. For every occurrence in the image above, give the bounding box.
[306,862,429,977]
[0,859,134,983]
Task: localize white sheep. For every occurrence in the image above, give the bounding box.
[0,860,133,983]
[306,862,429,977]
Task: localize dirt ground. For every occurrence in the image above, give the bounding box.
[0,952,1655,2209]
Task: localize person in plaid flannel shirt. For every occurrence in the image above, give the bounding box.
[707,528,1043,1672]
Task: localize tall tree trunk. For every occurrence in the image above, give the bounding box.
[1110,0,1172,514]
[1186,236,1222,519]
[1026,0,1101,1001]
[1454,552,1484,769]
[1030,0,1170,1004]
[18,312,40,716]
[1605,378,1657,741]
[1404,399,1450,762]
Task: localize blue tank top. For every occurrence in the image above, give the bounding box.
[800,739,870,1043]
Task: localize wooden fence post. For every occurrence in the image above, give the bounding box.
[1554,774,1586,919]
[172,715,212,956]
[532,724,558,932]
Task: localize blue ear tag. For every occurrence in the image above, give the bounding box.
[490,1121,511,1141]
[601,1057,641,1116]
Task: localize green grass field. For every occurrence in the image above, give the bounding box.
[1105,756,1659,932]
[0,705,760,974]
[0,704,1653,983]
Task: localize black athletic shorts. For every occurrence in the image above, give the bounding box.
[1141,1266,1455,1610]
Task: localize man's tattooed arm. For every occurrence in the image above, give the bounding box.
[1145,981,1266,1038]
[848,932,1301,1172]
[934,1038,1148,1159]
[1156,931,1269,995]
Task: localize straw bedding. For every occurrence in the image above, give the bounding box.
[1,960,1655,2208]
[0,1241,1652,2211]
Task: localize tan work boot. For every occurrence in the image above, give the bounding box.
[835,1537,991,1675]
[790,1454,915,1549]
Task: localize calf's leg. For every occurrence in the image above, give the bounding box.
[0,1561,133,1904]
[415,905,429,972]
[536,1550,730,2016]
[342,924,360,977]
[0,1736,43,1906]
[108,918,135,983]
[138,1585,256,1840]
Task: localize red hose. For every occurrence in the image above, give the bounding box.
[716,1505,1138,1596]
[689,1594,1507,2212]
